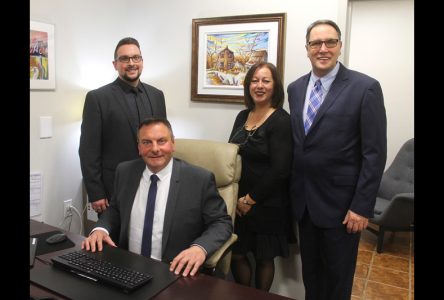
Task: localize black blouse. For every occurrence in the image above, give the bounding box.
[229,107,293,209]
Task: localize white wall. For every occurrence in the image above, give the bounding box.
[30,0,413,299]
[347,0,414,165]
[30,0,129,230]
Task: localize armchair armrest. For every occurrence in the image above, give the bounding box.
[379,193,414,227]
[392,192,414,200]
[203,233,238,269]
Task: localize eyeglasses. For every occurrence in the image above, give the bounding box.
[116,55,143,63]
[307,39,339,50]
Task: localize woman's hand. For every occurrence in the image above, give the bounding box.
[236,194,256,216]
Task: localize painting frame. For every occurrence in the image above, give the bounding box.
[30,21,55,90]
[191,13,286,104]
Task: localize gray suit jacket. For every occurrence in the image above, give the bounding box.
[79,78,166,202]
[95,158,233,263]
[287,63,387,228]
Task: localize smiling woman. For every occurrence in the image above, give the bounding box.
[228,61,293,292]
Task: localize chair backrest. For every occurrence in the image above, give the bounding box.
[173,138,241,224]
[173,139,241,275]
[378,138,414,200]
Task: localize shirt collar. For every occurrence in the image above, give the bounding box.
[144,158,173,182]
[310,62,340,92]
[116,77,143,94]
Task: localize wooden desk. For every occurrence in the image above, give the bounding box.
[30,220,295,300]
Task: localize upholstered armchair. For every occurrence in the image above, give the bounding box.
[367,138,414,253]
[173,138,241,275]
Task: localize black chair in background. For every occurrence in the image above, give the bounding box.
[367,138,414,253]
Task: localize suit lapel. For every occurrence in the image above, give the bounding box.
[161,159,181,255]
[307,64,349,136]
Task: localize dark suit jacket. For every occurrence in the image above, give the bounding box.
[79,79,166,202]
[95,158,233,263]
[287,63,387,228]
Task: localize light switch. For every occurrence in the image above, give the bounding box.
[40,116,53,139]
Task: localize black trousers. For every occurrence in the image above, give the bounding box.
[298,210,360,300]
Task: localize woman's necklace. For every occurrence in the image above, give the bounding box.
[229,107,275,146]
[244,107,276,130]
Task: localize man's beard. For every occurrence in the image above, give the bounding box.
[122,71,141,82]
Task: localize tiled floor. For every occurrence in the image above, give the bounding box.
[352,225,414,300]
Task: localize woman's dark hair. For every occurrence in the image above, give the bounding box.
[243,62,284,110]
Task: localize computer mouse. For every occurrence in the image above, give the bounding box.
[46,233,68,245]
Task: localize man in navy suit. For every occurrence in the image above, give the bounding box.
[79,37,166,216]
[287,20,387,300]
[82,118,232,277]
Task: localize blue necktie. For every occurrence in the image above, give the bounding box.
[141,174,159,257]
[304,79,323,134]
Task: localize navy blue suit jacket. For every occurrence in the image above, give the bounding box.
[96,158,233,263]
[287,63,387,228]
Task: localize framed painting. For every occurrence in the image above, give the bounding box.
[191,13,286,104]
[30,21,55,90]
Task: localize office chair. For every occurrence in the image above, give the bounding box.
[367,138,414,253]
[173,138,241,276]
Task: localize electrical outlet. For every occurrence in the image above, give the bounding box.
[63,199,72,217]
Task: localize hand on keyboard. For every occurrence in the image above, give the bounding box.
[51,249,152,293]
[82,229,116,252]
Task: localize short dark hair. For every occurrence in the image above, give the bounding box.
[114,37,140,60]
[243,62,284,110]
[305,19,342,44]
[137,117,175,140]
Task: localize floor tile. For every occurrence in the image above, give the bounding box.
[357,249,373,265]
[354,263,370,279]
[377,242,410,259]
[364,281,409,300]
[359,230,377,251]
[352,277,365,297]
[359,240,376,252]
[372,254,409,273]
[368,265,409,289]
[353,229,414,300]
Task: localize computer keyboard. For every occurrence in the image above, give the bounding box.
[51,249,152,293]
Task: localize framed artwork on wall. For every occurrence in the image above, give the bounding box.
[30,21,55,90]
[191,13,286,104]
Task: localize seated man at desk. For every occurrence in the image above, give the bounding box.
[82,117,232,277]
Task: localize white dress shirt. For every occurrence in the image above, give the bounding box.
[128,160,172,260]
